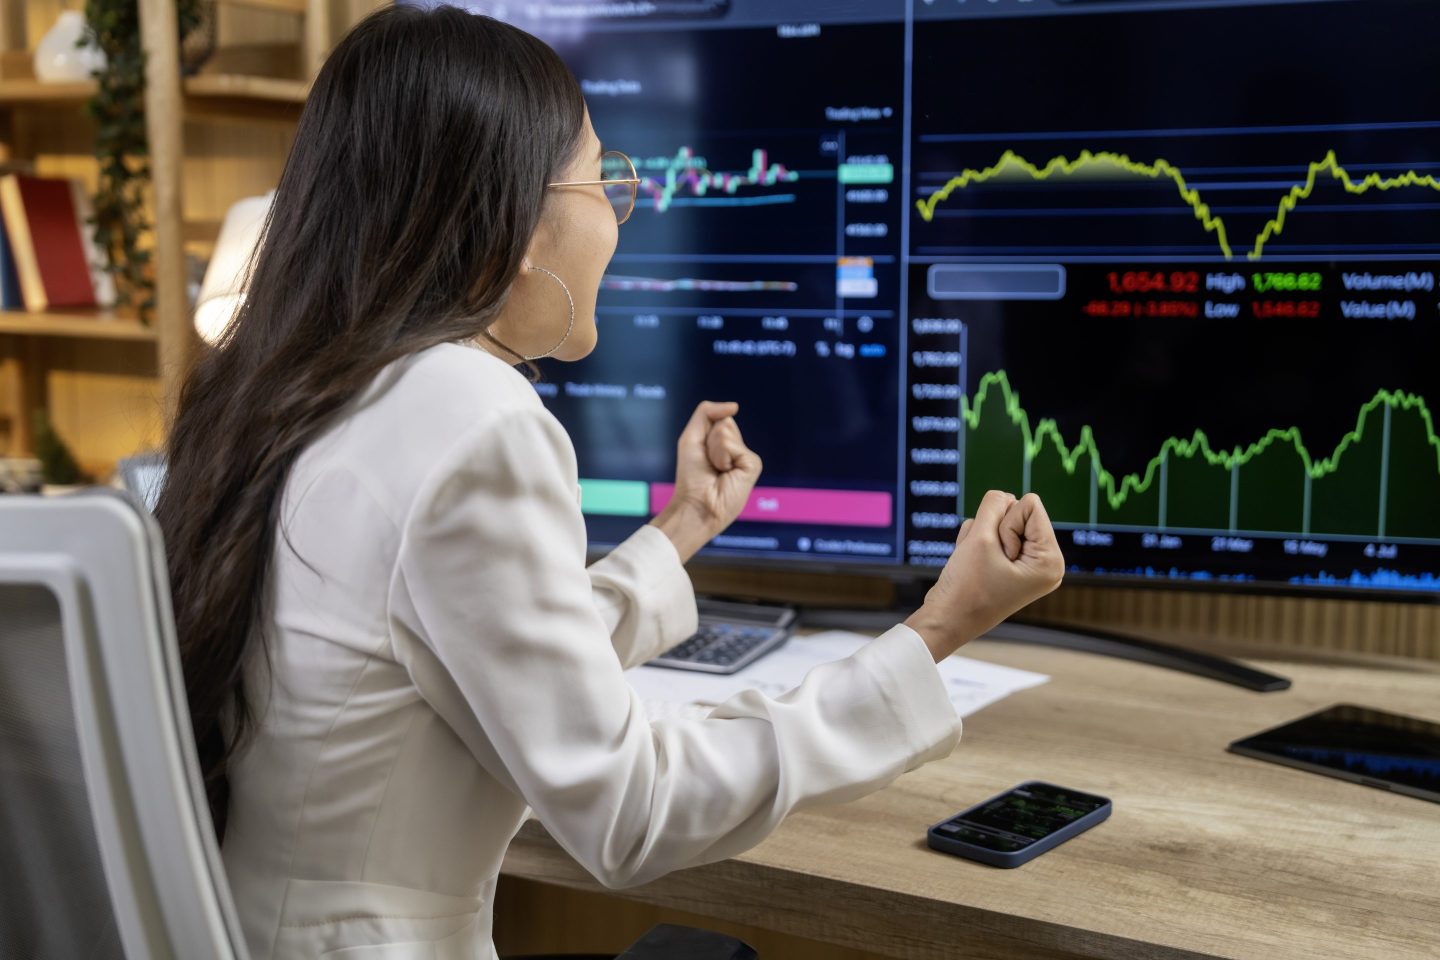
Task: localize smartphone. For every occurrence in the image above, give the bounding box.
[927,781,1111,868]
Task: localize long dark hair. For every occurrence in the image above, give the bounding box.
[156,5,586,839]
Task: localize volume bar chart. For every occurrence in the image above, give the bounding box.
[963,371,1440,540]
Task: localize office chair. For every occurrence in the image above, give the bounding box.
[0,491,247,959]
[0,491,754,960]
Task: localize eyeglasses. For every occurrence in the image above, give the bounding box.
[547,150,640,225]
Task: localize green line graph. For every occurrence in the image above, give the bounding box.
[963,371,1440,539]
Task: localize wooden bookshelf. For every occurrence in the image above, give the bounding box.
[0,4,356,469]
[0,309,157,342]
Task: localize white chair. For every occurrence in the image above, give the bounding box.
[0,491,246,959]
[0,490,755,960]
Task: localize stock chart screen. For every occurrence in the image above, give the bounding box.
[408,0,1440,595]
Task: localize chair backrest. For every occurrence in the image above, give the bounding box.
[0,491,248,959]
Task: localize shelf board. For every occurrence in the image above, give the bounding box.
[0,309,157,342]
[183,73,309,105]
[0,77,96,106]
[0,73,310,119]
[1,75,309,109]
[219,0,308,11]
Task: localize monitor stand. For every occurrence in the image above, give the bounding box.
[796,607,1291,692]
[983,620,1290,692]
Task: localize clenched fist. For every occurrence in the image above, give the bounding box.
[905,490,1065,662]
[649,401,763,562]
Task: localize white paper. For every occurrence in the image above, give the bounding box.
[629,629,1048,719]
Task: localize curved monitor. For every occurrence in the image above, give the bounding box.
[405,0,1440,599]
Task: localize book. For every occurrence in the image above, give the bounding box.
[0,213,20,310]
[0,173,116,312]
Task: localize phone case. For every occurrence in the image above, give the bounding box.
[926,781,1112,868]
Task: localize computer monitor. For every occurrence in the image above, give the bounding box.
[416,0,1440,598]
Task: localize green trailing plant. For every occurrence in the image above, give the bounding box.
[33,409,90,486]
[83,0,202,322]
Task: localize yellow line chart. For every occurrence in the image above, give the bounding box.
[914,148,1440,261]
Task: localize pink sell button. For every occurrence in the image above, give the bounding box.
[649,483,892,528]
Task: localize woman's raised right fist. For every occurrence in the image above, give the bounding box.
[904,490,1065,662]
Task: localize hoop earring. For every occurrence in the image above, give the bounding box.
[522,262,575,361]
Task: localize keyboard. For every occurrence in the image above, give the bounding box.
[647,600,797,675]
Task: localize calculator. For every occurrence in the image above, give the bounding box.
[647,598,797,674]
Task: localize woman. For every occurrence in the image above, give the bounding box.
[157,7,1064,959]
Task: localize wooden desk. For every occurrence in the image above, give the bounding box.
[500,638,1440,960]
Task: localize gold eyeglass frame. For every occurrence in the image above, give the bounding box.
[547,149,640,225]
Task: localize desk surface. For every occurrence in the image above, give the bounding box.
[502,637,1440,960]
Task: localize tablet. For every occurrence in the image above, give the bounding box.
[1228,704,1440,804]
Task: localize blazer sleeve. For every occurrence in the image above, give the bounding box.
[389,405,962,889]
[587,524,699,669]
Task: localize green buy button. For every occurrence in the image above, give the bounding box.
[579,479,651,517]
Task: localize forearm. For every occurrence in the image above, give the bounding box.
[903,602,985,663]
[648,501,718,564]
[590,524,700,667]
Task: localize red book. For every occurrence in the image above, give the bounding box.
[0,173,113,311]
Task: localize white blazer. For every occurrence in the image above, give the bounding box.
[221,341,963,959]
